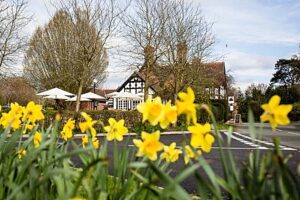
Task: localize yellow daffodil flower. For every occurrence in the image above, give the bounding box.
[0,105,2,112]
[176,87,197,125]
[81,135,100,149]
[104,118,128,141]
[260,95,293,130]
[22,101,44,124]
[18,148,27,160]
[61,118,75,141]
[188,123,214,152]
[10,102,24,115]
[55,113,62,121]
[82,135,88,148]
[0,103,24,130]
[33,131,42,148]
[0,113,21,130]
[137,96,164,126]
[184,145,202,164]
[92,137,100,149]
[79,112,97,136]
[160,142,182,163]
[160,101,177,129]
[133,131,164,161]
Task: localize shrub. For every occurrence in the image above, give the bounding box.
[289,102,300,121]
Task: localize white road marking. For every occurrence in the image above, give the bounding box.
[226,132,298,151]
[127,144,296,151]
[276,129,300,136]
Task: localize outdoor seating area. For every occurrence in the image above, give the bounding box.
[36,87,144,111]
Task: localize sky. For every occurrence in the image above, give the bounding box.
[24,0,300,91]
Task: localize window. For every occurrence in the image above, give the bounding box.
[117,99,128,110]
[132,100,141,109]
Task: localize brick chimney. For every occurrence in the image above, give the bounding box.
[177,41,187,64]
[192,57,201,66]
[144,45,155,65]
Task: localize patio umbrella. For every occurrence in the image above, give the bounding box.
[66,96,92,101]
[113,91,143,100]
[37,87,74,97]
[43,94,70,100]
[81,92,105,100]
[43,94,70,111]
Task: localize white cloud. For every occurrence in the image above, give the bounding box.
[199,0,300,45]
[224,49,276,90]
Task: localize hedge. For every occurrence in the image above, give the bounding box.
[43,104,229,133]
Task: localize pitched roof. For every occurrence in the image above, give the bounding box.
[199,62,226,86]
[118,61,226,95]
[92,88,116,98]
[116,71,158,92]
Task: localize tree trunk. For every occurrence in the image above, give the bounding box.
[75,81,83,112]
[144,62,150,101]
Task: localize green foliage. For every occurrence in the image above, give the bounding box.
[211,99,228,122]
[290,102,300,122]
[0,108,299,199]
[270,55,300,86]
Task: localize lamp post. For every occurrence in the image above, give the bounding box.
[93,79,97,110]
[93,79,97,93]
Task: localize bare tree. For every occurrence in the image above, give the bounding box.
[24,0,124,112]
[0,0,30,76]
[0,76,37,105]
[121,0,170,100]
[122,0,215,102]
[158,0,215,102]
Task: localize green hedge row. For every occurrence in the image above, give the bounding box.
[43,101,228,133]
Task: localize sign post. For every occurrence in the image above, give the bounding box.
[228,96,234,119]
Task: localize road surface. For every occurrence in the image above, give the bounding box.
[72,128,300,194]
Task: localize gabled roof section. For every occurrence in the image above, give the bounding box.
[116,70,157,92]
[201,61,226,86]
[93,88,116,97]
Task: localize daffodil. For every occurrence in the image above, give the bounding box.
[79,112,97,136]
[0,112,22,130]
[18,148,26,160]
[22,101,44,124]
[183,145,201,164]
[55,113,62,121]
[104,118,128,141]
[61,118,75,141]
[133,131,164,161]
[92,137,100,149]
[10,102,24,116]
[0,103,24,130]
[160,142,182,163]
[160,101,177,129]
[260,95,293,130]
[137,96,164,126]
[188,123,214,152]
[33,131,42,148]
[176,87,197,125]
[81,135,99,149]
[82,135,88,148]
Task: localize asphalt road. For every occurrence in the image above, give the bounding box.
[235,123,300,149]
[72,129,300,194]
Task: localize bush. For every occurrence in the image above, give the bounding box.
[44,109,142,133]
[289,102,300,121]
